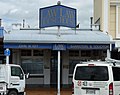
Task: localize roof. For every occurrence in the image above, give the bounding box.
[4,29,113,44]
[0,64,21,67]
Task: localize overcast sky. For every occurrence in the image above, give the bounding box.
[0,0,93,30]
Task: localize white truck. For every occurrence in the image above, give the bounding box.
[0,64,27,95]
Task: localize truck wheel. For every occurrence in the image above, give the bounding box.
[8,90,17,95]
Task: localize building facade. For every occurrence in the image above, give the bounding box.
[94,0,120,59]
[3,28,113,88]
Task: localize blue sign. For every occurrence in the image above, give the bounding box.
[4,43,111,50]
[39,5,76,28]
[4,49,10,56]
[4,43,52,49]
[53,44,66,50]
[67,44,110,50]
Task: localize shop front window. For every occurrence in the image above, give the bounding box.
[21,50,31,56]
[69,50,79,57]
[69,60,80,74]
[21,58,43,75]
[33,50,43,56]
[81,50,91,57]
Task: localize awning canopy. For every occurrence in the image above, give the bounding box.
[3,29,114,50]
[4,29,113,44]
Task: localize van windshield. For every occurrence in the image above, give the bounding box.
[75,66,109,81]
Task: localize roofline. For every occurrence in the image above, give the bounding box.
[4,40,114,44]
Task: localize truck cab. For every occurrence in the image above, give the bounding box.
[0,64,26,95]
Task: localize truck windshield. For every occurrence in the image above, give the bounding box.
[75,66,109,81]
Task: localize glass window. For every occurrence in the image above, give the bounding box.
[11,66,24,79]
[69,50,79,57]
[112,67,120,81]
[69,60,80,74]
[33,50,43,56]
[21,58,43,75]
[81,50,91,57]
[75,66,109,81]
[21,50,31,56]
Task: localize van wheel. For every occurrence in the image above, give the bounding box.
[8,90,17,95]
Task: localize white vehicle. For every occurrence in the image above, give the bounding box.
[0,64,28,95]
[72,60,120,95]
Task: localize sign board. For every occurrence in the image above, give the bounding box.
[53,44,66,50]
[4,49,10,56]
[39,5,76,28]
[4,43,112,50]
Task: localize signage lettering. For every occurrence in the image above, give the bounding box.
[4,43,110,50]
[48,9,57,17]
[18,45,39,48]
[68,44,110,49]
[53,44,66,50]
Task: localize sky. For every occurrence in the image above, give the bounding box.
[0,0,93,30]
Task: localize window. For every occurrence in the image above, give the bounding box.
[21,50,31,56]
[69,50,79,57]
[21,58,43,75]
[69,60,80,74]
[93,50,99,56]
[81,50,91,57]
[11,66,24,79]
[33,50,43,56]
[75,66,109,81]
[112,67,120,81]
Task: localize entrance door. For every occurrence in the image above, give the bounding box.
[50,51,62,88]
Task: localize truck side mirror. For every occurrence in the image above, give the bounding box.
[25,73,29,79]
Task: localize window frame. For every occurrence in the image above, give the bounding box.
[11,66,24,80]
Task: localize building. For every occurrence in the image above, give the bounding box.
[3,28,113,88]
[94,0,120,59]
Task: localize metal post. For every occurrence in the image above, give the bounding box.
[57,51,60,95]
[107,49,111,58]
[6,56,9,64]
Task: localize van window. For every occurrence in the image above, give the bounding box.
[112,67,120,81]
[75,66,109,81]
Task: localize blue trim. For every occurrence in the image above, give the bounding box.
[4,43,52,49]
[4,43,111,50]
[67,44,110,50]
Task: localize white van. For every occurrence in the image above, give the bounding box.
[0,64,28,95]
[72,61,120,95]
